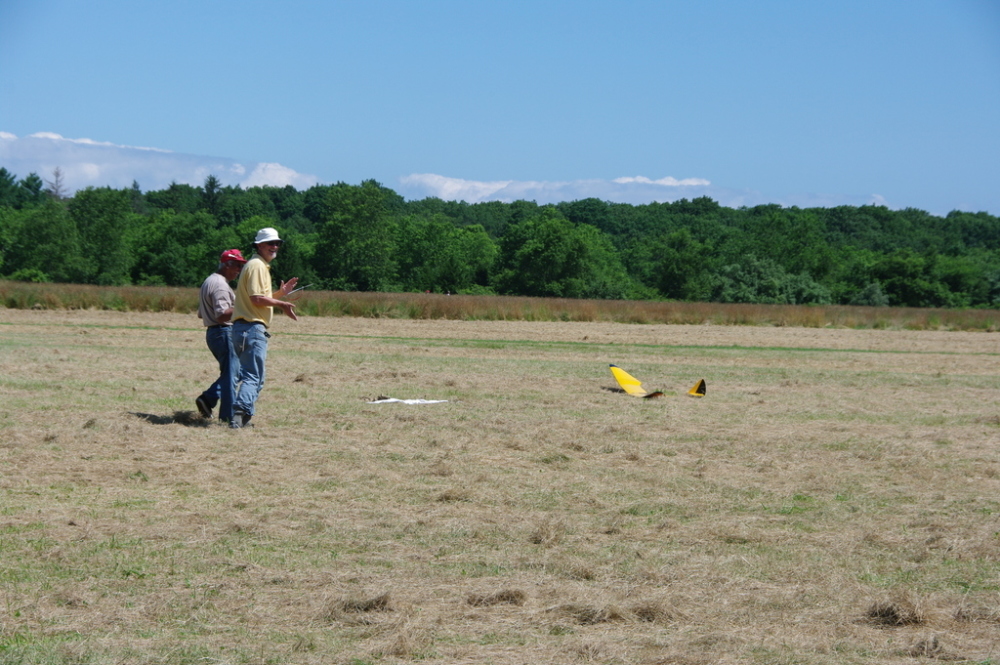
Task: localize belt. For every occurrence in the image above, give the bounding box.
[233,319,271,337]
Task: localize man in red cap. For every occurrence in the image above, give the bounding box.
[195,248,248,423]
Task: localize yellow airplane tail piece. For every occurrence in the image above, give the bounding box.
[609,364,650,397]
[688,379,706,397]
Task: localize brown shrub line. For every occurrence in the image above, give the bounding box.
[3,279,999,330]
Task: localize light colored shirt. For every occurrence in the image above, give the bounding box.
[197,272,235,327]
[232,255,273,326]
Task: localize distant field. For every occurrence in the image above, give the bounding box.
[1,308,998,664]
[4,279,1000,331]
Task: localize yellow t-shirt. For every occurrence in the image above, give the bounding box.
[232,255,273,326]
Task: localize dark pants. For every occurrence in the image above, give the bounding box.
[199,325,237,422]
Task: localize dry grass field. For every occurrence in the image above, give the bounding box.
[1,308,998,664]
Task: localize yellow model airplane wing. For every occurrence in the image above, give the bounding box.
[610,365,706,399]
[609,364,663,398]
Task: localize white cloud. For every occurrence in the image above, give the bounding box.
[398,172,723,205]
[28,131,170,153]
[0,132,893,210]
[0,132,319,193]
[78,163,102,179]
[29,131,65,141]
[613,175,711,187]
[398,173,514,201]
[397,172,891,210]
[240,162,319,189]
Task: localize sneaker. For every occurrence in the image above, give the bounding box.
[196,396,212,418]
[230,409,252,429]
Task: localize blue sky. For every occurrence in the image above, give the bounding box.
[1,0,998,215]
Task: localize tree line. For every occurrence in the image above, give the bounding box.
[2,167,999,308]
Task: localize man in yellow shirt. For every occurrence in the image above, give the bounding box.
[230,227,299,428]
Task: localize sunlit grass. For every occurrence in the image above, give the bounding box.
[1,310,998,662]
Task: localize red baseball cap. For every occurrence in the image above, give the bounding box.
[220,249,248,264]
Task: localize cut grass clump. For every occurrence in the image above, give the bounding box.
[548,603,628,625]
[866,593,926,626]
[905,636,950,659]
[528,518,566,546]
[340,592,393,613]
[437,487,472,503]
[325,592,394,623]
[632,599,675,624]
[466,589,528,607]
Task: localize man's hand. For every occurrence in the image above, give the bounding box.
[279,302,298,321]
[277,277,300,297]
[249,293,300,321]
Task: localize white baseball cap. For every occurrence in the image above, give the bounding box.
[254,227,282,245]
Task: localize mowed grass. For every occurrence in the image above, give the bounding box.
[1,309,999,664]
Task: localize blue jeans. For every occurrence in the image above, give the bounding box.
[232,320,269,417]
[199,325,237,422]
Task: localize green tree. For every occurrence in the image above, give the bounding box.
[735,205,835,279]
[558,198,612,233]
[847,281,891,307]
[302,184,333,228]
[462,200,517,237]
[201,175,224,217]
[250,185,310,231]
[314,180,398,291]
[68,187,138,285]
[131,211,242,286]
[941,210,1000,252]
[128,180,148,214]
[145,182,201,214]
[394,215,497,293]
[644,228,715,300]
[868,249,955,307]
[492,209,631,299]
[0,206,10,272]
[17,173,46,208]
[0,168,21,207]
[2,199,87,282]
[707,255,831,304]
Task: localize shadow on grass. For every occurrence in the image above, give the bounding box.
[129,411,213,427]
